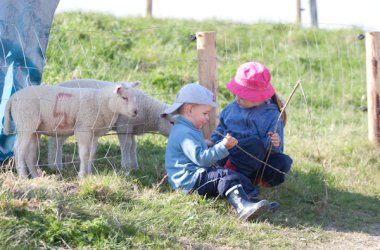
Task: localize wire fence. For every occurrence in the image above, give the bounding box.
[0,13,370,183]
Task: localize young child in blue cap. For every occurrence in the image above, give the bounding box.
[162,83,270,221]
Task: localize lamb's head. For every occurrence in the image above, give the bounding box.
[159,112,176,137]
[113,81,140,118]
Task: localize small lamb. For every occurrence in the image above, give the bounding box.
[3,82,139,178]
[48,79,174,171]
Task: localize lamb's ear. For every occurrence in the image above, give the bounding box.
[131,81,141,88]
[114,85,123,95]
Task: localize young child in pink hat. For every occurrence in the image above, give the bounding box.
[209,62,293,205]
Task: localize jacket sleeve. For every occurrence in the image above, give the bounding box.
[181,133,229,166]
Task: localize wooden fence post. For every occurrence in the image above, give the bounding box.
[145,0,152,18]
[196,31,218,139]
[365,32,380,146]
[294,0,301,26]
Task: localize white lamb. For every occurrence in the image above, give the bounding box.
[3,82,140,178]
[48,79,174,172]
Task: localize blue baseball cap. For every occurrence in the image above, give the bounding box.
[162,83,218,115]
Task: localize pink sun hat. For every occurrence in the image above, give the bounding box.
[226,61,275,102]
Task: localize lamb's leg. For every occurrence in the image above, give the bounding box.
[48,135,68,170]
[118,133,138,171]
[25,133,41,178]
[76,132,91,178]
[76,132,98,178]
[117,132,129,170]
[129,135,138,170]
[13,134,29,177]
[86,138,98,175]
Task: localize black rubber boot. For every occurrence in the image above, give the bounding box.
[268,201,280,212]
[226,184,269,221]
[249,196,280,213]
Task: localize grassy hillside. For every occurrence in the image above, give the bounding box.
[1,12,379,249]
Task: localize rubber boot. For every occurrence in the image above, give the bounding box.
[225,184,269,221]
[268,201,280,212]
[249,195,280,213]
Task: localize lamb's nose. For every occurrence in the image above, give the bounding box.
[133,109,138,116]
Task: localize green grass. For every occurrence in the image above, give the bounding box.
[1,12,379,249]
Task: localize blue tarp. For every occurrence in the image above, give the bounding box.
[0,0,59,161]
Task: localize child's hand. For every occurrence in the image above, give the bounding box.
[268,132,280,147]
[205,139,214,147]
[222,133,238,150]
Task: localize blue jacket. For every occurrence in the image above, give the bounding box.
[210,100,284,152]
[165,116,229,193]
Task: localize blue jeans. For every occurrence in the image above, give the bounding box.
[192,166,259,199]
[219,136,293,187]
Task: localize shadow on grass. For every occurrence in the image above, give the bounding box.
[35,135,169,188]
[7,136,379,237]
[261,168,380,236]
[129,140,380,237]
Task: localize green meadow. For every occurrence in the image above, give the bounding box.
[0,12,379,249]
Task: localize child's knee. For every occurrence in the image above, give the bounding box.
[281,154,293,173]
[269,153,292,173]
[268,174,286,186]
[262,159,292,186]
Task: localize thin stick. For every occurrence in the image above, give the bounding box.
[258,80,302,182]
[274,80,302,134]
[155,174,168,191]
[213,130,286,175]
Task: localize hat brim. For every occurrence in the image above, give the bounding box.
[227,78,275,102]
[161,102,184,115]
[208,101,219,108]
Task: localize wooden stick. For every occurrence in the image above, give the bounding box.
[258,80,302,181]
[213,130,286,175]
